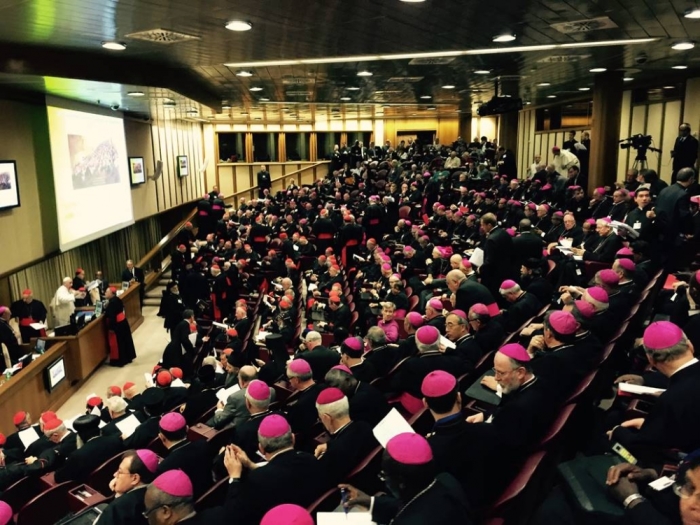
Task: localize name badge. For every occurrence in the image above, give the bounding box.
[633,222,641,230]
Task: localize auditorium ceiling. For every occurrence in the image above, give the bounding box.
[0,0,697,118]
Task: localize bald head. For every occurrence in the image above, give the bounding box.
[446,269,466,293]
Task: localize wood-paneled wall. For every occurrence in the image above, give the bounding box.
[382,118,459,148]
[516,109,591,178]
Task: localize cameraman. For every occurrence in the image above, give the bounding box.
[671,123,698,184]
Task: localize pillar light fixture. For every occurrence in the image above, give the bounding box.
[672,41,695,50]
[225,20,253,31]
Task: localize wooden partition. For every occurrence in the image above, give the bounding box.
[0,284,142,435]
[219,161,330,208]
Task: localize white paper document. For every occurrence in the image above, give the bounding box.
[308,284,318,292]
[18,428,40,449]
[171,378,186,388]
[256,331,270,342]
[618,383,666,396]
[212,322,229,329]
[144,372,155,388]
[469,247,484,267]
[115,414,141,438]
[372,408,415,448]
[216,384,241,403]
[440,335,456,350]
[317,512,374,525]
[30,323,46,330]
[188,332,198,346]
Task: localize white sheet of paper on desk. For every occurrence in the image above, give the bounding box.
[30,323,46,330]
[144,372,155,388]
[18,428,40,449]
[308,283,318,292]
[557,247,573,254]
[440,335,456,350]
[469,247,484,267]
[115,414,141,438]
[573,255,583,261]
[317,512,374,525]
[373,408,415,448]
[256,331,270,342]
[216,384,241,403]
[618,383,666,395]
[171,378,186,388]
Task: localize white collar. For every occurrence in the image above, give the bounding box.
[672,358,699,376]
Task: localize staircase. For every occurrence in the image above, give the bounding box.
[143,270,171,308]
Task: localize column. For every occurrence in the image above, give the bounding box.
[498,111,519,153]
[459,114,472,142]
[589,71,624,193]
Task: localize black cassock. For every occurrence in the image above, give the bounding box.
[10,299,48,343]
[105,296,136,366]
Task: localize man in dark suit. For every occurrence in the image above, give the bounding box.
[296,331,340,382]
[651,167,695,265]
[479,213,517,295]
[94,449,158,525]
[257,165,271,198]
[121,259,145,305]
[513,219,545,267]
[447,270,498,315]
[498,280,541,333]
[283,359,324,437]
[54,415,124,483]
[671,123,698,183]
[155,413,212,498]
[313,388,377,488]
[608,322,700,458]
[223,415,325,525]
[325,366,391,427]
[182,365,219,425]
[123,388,166,449]
[572,218,622,263]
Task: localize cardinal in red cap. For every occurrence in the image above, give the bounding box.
[10,286,48,343]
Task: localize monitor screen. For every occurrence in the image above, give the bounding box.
[94,301,103,317]
[35,339,46,353]
[45,357,66,392]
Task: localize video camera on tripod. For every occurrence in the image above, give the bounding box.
[619,134,661,163]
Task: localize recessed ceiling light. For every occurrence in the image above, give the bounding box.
[672,65,688,69]
[345,86,360,91]
[578,87,590,91]
[547,95,557,98]
[623,77,634,81]
[225,20,253,31]
[236,70,253,77]
[590,67,607,73]
[249,86,263,91]
[672,41,695,50]
[420,95,432,99]
[686,8,700,18]
[357,70,373,77]
[442,84,456,89]
[340,97,351,101]
[493,33,516,43]
[127,91,144,97]
[259,97,270,101]
[102,41,126,51]
[663,85,675,89]
[222,105,231,110]
[525,101,532,105]
[474,69,491,75]
[537,82,551,86]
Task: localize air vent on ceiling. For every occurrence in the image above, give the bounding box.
[550,17,617,34]
[125,28,200,44]
[538,55,591,63]
[282,78,315,85]
[387,76,424,83]
[409,57,455,65]
[285,91,312,96]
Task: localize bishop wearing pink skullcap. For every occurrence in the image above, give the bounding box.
[261,504,314,525]
[314,387,377,485]
[609,320,700,451]
[144,470,221,524]
[339,337,376,383]
[0,502,12,525]
[99,449,160,520]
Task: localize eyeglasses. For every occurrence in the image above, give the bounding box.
[142,505,166,518]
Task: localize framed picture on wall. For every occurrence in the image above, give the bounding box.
[129,157,146,185]
[0,160,20,210]
[177,155,189,177]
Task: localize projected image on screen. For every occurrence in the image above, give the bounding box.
[47,103,134,251]
[68,135,120,189]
